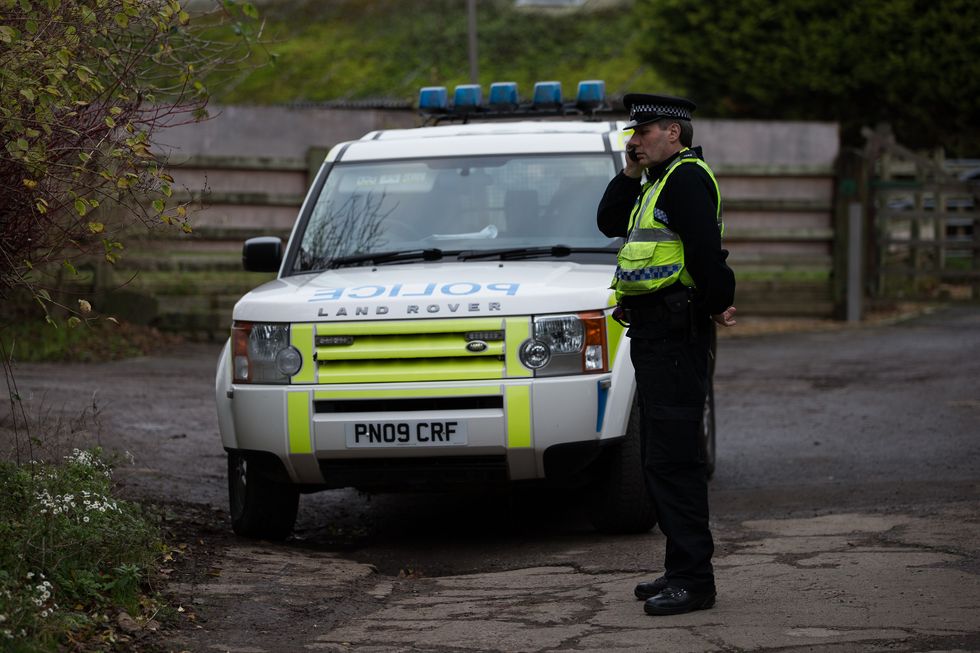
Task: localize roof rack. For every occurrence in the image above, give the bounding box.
[418,80,611,124]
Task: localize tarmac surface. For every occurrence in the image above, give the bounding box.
[4,305,979,652]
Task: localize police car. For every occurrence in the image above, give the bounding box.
[215,80,716,539]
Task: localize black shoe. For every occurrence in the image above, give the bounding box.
[634,577,668,600]
[643,587,716,616]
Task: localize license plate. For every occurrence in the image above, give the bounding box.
[345,420,468,448]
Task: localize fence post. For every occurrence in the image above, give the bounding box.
[834,148,866,320]
[306,147,331,188]
[974,210,980,300]
[847,202,864,322]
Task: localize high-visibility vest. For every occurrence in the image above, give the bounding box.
[611,148,722,302]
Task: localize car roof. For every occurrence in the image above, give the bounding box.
[327,120,629,162]
[364,120,626,140]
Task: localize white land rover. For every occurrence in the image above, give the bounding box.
[214,81,716,539]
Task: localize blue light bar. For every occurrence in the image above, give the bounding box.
[488,81,519,108]
[453,84,482,110]
[532,81,563,108]
[576,79,605,109]
[418,86,448,111]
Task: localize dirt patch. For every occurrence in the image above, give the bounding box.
[718,302,938,338]
[153,501,385,653]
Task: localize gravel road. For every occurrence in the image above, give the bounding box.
[4,306,979,652]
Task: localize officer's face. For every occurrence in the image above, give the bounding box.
[627,121,682,167]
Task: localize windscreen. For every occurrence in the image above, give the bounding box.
[292,154,618,271]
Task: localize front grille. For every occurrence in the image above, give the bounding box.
[318,455,509,489]
[315,396,503,414]
[306,317,526,383]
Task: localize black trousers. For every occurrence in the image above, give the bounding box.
[629,314,715,594]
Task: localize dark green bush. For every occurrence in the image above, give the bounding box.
[0,449,162,651]
[638,0,980,153]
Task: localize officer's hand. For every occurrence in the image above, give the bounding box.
[712,306,737,327]
[612,304,629,326]
[623,155,644,179]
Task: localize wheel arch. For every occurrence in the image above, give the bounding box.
[215,339,239,450]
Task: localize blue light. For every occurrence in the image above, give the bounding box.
[418,86,448,111]
[453,84,482,110]
[532,81,562,108]
[576,80,605,109]
[488,82,519,108]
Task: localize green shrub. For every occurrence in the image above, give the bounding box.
[0,449,162,651]
[637,0,980,153]
[207,0,668,104]
[0,318,182,363]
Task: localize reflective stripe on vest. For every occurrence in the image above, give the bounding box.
[611,149,722,300]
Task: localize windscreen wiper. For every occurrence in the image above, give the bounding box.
[456,246,618,261]
[327,248,450,269]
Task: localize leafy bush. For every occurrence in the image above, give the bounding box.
[208,0,668,104]
[0,317,182,364]
[0,0,261,323]
[637,0,980,153]
[0,449,162,651]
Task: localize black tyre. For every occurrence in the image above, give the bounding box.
[228,451,299,540]
[587,399,657,534]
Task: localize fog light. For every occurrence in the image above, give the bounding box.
[519,339,551,369]
[275,346,302,376]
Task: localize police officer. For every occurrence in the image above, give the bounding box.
[597,93,736,616]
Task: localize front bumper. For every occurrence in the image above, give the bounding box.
[219,375,626,487]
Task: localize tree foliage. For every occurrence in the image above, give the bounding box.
[0,0,261,321]
[210,0,668,105]
[637,0,980,153]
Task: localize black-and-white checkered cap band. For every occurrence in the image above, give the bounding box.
[630,103,692,121]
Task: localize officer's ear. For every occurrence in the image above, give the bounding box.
[666,121,682,143]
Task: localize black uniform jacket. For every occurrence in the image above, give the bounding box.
[597,147,735,316]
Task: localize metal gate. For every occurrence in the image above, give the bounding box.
[863,125,980,303]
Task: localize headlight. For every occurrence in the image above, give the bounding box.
[535,315,583,353]
[231,322,301,384]
[519,311,607,376]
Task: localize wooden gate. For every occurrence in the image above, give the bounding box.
[863,125,980,304]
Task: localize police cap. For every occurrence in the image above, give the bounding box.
[622,93,696,130]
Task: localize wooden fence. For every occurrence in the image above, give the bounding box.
[715,162,837,318]
[73,113,980,338]
[82,150,841,339]
[64,107,847,338]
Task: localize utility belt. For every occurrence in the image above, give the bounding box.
[617,286,700,341]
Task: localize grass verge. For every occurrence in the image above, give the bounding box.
[0,449,165,652]
[0,319,183,364]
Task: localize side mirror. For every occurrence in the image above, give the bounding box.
[242,237,283,272]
